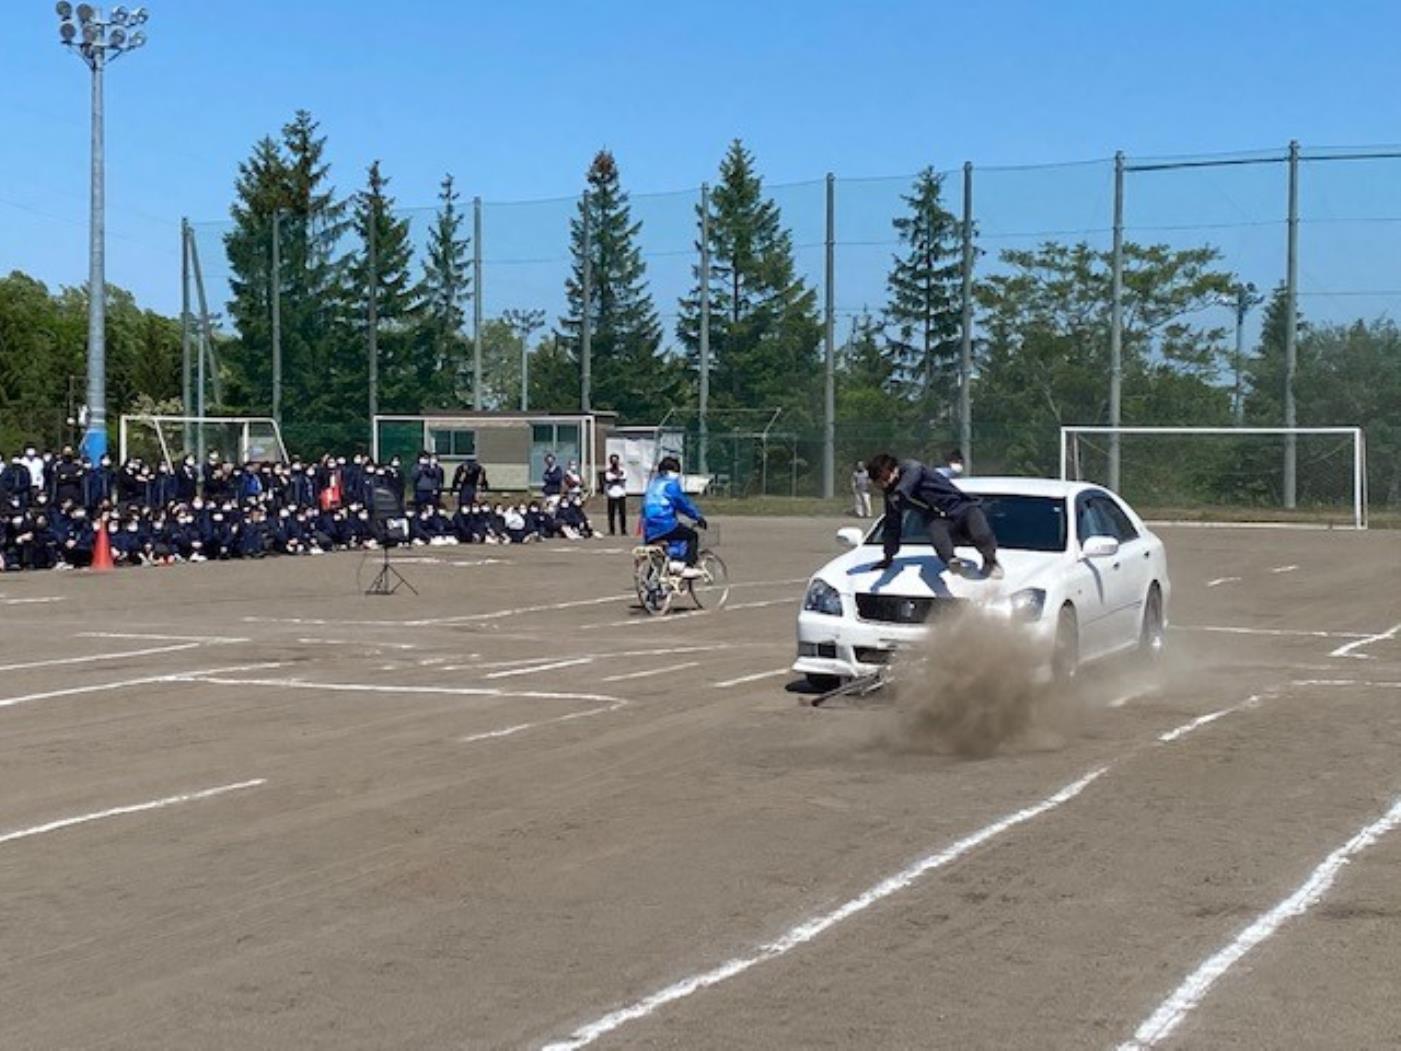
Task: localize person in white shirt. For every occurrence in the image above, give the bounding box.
[603,453,628,535]
[20,444,45,494]
[564,460,583,499]
[851,460,872,518]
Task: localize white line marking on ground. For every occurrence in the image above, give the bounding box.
[1293,679,1401,689]
[458,701,627,744]
[0,779,266,847]
[485,657,594,680]
[0,596,65,605]
[603,661,700,683]
[542,767,1109,1051]
[295,637,418,650]
[1120,792,1401,1050]
[78,631,250,643]
[1107,686,1155,709]
[172,675,620,704]
[1205,577,1241,588]
[1329,621,1401,660]
[1157,710,1231,742]
[713,668,791,689]
[0,642,203,674]
[1270,564,1299,573]
[0,662,285,712]
[1173,625,1373,640]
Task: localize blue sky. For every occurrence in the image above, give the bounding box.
[3,0,1399,325]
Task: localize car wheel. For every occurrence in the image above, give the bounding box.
[805,673,841,692]
[1138,584,1166,662]
[1052,605,1078,683]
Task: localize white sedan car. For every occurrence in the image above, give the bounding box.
[793,478,1170,687]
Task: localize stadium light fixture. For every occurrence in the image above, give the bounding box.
[55,4,152,461]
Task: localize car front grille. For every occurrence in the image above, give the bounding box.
[798,641,838,659]
[853,646,894,664]
[854,593,960,625]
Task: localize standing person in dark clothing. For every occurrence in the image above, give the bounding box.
[452,454,487,508]
[53,448,86,508]
[84,454,115,510]
[410,452,440,509]
[541,453,563,503]
[603,453,628,536]
[865,452,1001,579]
[176,455,199,502]
[384,455,405,505]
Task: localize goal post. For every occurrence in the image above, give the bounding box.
[119,415,288,467]
[1060,426,1367,529]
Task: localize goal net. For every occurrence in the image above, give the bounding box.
[1060,426,1367,529]
[119,415,289,467]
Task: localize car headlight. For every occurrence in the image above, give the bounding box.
[803,578,844,616]
[1008,587,1046,622]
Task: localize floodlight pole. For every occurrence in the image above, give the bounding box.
[472,196,483,410]
[180,217,192,452]
[959,161,974,472]
[271,208,282,424]
[822,173,835,500]
[580,189,592,413]
[84,42,107,461]
[367,195,379,424]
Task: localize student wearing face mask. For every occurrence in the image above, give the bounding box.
[20,444,45,494]
[53,447,86,508]
[84,454,115,510]
[2,455,32,509]
[935,448,966,479]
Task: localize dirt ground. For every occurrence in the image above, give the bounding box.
[1,517,1398,1049]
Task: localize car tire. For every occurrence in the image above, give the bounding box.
[805,673,842,693]
[1138,583,1166,663]
[1052,605,1078,683]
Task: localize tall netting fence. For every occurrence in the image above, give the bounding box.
[178,144,1400,516]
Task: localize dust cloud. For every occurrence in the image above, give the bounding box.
[875,605,1163,758]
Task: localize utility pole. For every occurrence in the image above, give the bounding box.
[180,217,191,453]
[473,196,483,410]
[56,3,150,460]
[271,208,282,424]
[367,193,379,425]
[698,182,711,475]
[581,190,592,413]
[959,161,974,472]
[1109,150,1125,492]
[822,173,835,500]
[1284,140,1300,508]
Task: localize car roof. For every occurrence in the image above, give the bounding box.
[955,476,1106,499]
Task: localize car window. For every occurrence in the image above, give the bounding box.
[866,494,1067,552]
[1093,495,1139,542]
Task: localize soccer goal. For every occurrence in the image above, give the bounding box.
[1060,426,1368,529]
[119,415,288,466]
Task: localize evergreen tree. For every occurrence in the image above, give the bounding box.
[883,167,963,415]
[348,160,419,413]
[677,140,822,418]
[416,173,472,406]
[559,150,670,420]
[1243,283,1305,424]
[528,332,582,412]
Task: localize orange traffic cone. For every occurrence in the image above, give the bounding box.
[92,517,114,573]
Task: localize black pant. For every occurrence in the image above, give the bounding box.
[607,496,626,535]
[651,524,698,566]
[925,507,997,568]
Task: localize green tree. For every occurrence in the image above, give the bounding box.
[559,150,678,421]
[348,160,419,413]
[974,241,1234,476]
[416,173,473,406]
[528,332,582,412]
[884,168,963,413]
[677,140,822,418]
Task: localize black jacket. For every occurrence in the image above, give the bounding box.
[880,459,977,559]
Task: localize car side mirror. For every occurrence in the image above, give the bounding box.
[1082,535,1120,559]
[836,527,864,549]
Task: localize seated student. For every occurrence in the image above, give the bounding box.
[570,496,597,539]
[144,510,175,565]
[502,504,529,544]
[236,506,271,559]
[56,504,95,569]
[483,503,509,544]
[16,511,57,570]
[170,506,203,562]
[205,502,235,559]
[524,501,551,541]
[410,506,436,547]
[1,510,24,570]
[110,514,143,566]
[451,501,481,544]
[347,505,376,549]
[425,506,456,545]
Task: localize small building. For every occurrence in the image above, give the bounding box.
[373,412,618,494]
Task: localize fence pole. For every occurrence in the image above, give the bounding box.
[473,195,483,411]
[581,189,592,413]
[367,196,379,428]
[271,209,282,425]
[823,172,836,500]
[1284,140,1299,508]
[1109,150,1125,492]
[698,183,711,475]
[959,161,974,472]
[180,218,192,454]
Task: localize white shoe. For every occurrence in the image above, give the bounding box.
[680,566,703,580]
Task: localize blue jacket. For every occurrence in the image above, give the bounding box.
[642,474,702,540]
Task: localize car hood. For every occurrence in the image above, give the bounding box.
[816,546,1063,601]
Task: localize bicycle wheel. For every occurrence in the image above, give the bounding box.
[635,552,674,616]
[690,549,730,609]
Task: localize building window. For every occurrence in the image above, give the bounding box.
[429,428,477,457]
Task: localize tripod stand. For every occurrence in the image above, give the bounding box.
[365,543,418,596]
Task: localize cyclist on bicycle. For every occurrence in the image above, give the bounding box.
[642,456,708,579]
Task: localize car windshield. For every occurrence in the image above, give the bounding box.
[865,494,1068,552]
